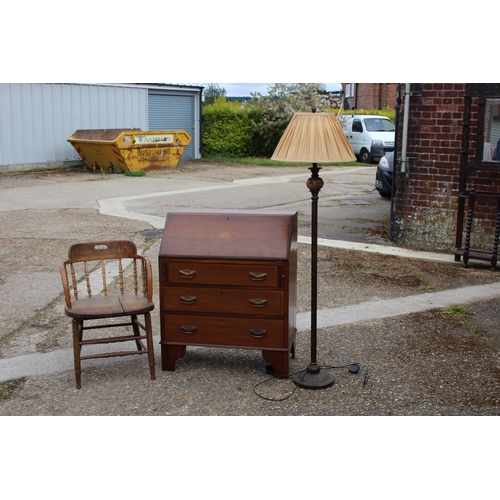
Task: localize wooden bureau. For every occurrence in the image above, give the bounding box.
[158,209,298,377]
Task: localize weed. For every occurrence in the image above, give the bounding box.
[139,237,157,253]
[90,164,122,175]
[442,305,485,337]
[442,304,473,316]
[0,379,25,399]
[124,171,146,176]
[405,260,436,292]
[102,165,122,175]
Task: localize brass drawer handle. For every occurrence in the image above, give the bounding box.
[249,298,267,308]
[249,329,267,338]
[180,325,197,334]
[249,272,267,281]
[180,295,197,305]
[179,269,196,279]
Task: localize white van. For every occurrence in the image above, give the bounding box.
[340,115,395,163]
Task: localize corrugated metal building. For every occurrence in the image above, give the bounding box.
[0,82,203,172]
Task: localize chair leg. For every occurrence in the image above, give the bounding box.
[145,312,156,380]
[72,318,83,389]
[131,314,144,351]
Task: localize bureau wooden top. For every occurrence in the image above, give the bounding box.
[159,210,297,260]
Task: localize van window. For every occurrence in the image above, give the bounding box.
[352,120,363,133]
[364,118,395,132]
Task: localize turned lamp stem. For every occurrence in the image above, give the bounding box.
[309,163,322,366]
[292,162,334,389]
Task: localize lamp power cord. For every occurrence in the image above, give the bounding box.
[253,363,370,402]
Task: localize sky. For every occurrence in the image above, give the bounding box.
[190,83,342,97]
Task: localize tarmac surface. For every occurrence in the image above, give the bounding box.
[1,161,500,416]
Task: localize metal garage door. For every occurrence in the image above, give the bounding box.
[148,92,195,159]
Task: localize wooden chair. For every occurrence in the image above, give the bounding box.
[60,240,156,388]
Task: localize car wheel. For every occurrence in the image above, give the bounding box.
[359,149,371,163]
[378,190,391,198]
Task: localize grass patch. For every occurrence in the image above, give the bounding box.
[200,156,368,167]
[442,305,484,337]
[124,171,146,176]
[442,304,473,316]
[0,378,25,400]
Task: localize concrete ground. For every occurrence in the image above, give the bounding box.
[0,161,499,416]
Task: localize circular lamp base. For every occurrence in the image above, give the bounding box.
[292,364,334,390]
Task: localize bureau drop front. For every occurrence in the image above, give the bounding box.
[159,210,298,377]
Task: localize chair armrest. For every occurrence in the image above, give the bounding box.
[59,262,73,309]
[136,255,154,301]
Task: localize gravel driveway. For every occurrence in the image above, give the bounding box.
[0,163,499,415]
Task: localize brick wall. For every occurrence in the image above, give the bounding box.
[356,84,377,109]
[342,83,397,109]
[386,84,397,110]
[393,83,500,252]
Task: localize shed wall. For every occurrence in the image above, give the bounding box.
[0,83,149,170]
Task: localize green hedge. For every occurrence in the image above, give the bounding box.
[202,98,256,157]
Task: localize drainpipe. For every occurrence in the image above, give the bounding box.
[390,84,402,243]
[400,83,411,176]
[199,88,204,158]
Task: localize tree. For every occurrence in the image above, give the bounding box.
[248,83,327,156]
[250,83,327,112]
[203,83,226,105]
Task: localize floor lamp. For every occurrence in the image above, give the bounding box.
[271,109,356,389]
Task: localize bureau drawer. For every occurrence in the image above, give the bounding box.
[163,315,284,348]
[165,261,282,288]
[163,287,284,316]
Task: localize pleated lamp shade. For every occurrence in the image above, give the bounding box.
[271,112,356,163]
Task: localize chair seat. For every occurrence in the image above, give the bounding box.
[66,294,154,319]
